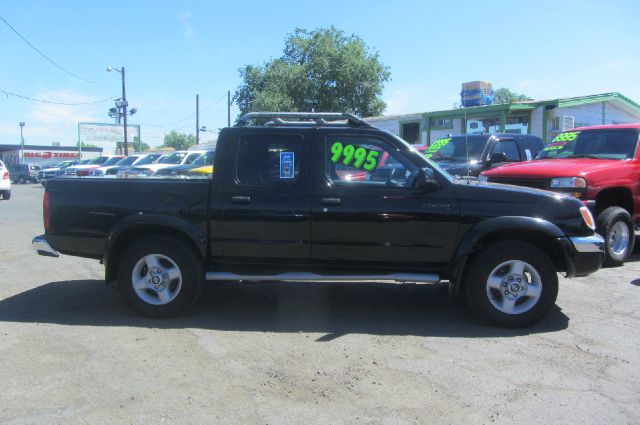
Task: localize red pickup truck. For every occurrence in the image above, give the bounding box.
[480,123,640,266]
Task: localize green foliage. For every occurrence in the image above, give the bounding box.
[161,131,196,151]
[79,142,98,148]
[134,141,150,152]
[493,88,532,104]
[234,27,391,118]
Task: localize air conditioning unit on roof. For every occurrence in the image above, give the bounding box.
[562,115,575,131]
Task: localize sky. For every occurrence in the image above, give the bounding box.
[1,0,639,148]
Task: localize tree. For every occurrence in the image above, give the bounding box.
[134,141,150,152]
[161,131,196,151]
[234,27,391,118]
[493,88,533,104]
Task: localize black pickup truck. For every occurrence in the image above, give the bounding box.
[32,112,604,327]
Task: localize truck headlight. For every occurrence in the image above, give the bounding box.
[550,177,586,197]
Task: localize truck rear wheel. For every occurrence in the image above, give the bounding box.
[117,236,204,318]
[465,241,558,328]
[596,206,634,267]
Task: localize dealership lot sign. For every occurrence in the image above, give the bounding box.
[78,122,140,153]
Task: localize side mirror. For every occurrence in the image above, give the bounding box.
[490,152,508,164]
[416,168,440,192]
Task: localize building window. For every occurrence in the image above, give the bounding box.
[430,118,453,129]
[400,122,420,144]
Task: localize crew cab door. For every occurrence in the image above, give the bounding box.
[219,130,312,263]
[311,130,460,272]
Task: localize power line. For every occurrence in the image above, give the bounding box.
[0,88,115,105]
[0,15,100,84]
[138,93,228,128]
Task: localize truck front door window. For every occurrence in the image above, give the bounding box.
[324,137,416,187]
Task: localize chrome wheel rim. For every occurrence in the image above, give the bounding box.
[609,221,630,257]
[131,254,182,305]
[486,260,542,315]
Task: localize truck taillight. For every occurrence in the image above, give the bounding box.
[43,191,50,230]
[2,171,8,180]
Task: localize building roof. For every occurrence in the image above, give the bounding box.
[367,92,640,121]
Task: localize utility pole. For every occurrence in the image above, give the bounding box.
[121,67,129,155]
[19,122,25,163]
[227,90,231,127]
[196,94,200,145]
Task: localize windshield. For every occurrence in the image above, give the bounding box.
[192,151,216,165]
[537,129,639,160]
[183,152,202,164]
[116,156,138,166]
[134,154,160,165]
[160,152,187,164]
[103,157,124,166]
[423,136,488,161]
[90,157,109,165]
[78,159,93,165]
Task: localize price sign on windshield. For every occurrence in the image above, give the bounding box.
[424,138,451,159]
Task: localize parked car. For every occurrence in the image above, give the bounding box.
[480,123,640,266]
[64,156,125,176]
[155,150,216,177]
[0,160,11,200]
[126,149,211,177]
[33,112,604,328]
[89,154,161,176]
[39,160,80,185]
[423,134,544,177]
[8,163,41,183]
[187,164,214,178]
[106,153,163,177]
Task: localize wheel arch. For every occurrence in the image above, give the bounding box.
[448,217,566,295]
[594,187,634,216]
[104,214,207,284]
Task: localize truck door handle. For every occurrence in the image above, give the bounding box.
[231,196,251,204]
[321,197,341,206]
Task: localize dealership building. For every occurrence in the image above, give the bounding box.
[367,92,640,145]
[0,122,143,167]
[0,145,102,167]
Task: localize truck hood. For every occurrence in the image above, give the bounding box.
[437,160,484,176]
[482,158,620,178]
[453,179,589,236]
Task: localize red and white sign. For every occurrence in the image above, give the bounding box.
[24,151,80,159]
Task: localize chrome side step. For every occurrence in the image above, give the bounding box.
[205,271,440,283]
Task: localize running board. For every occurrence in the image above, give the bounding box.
[205,272,440,283]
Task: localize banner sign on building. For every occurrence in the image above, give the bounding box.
[78,122,141,153]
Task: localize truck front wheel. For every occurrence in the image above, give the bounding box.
[596,207,634,267]
[465,241,558,328]
[117,236,204,318]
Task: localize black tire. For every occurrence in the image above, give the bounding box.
[117,236,204,318]
[464,241,558,328]
[2,190,10,200]
[596,206,634,267]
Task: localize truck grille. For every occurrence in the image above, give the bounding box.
[488,177,550,190]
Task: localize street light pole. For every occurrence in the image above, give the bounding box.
[19,122,25,163]
[120,67,129,155]
[107,66,129,155]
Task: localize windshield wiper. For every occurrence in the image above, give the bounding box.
[566,154,602,159]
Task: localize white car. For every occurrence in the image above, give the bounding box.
[65,156,125,176]
[0,160,11,200]
[125,150,206,177]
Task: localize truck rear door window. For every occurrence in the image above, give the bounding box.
[236,135,303,185]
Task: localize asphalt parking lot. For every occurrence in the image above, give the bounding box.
[1,183,639,424]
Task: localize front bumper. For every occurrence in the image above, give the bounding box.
[558,234,604,277]
[32,235,60,257]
